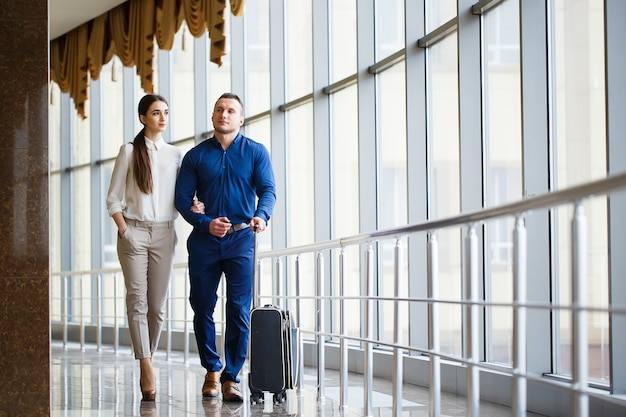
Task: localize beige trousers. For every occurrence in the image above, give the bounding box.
[117,219,177,359]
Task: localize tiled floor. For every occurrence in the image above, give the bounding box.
[50,341,541,416]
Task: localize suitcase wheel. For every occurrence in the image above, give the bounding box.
[250,391,264,405]
[273,390,286,404]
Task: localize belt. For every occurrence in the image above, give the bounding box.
[226,222,250,235]
[125,218,174,228]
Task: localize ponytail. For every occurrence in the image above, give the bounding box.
[132,128,153,195]
[132,94,168,194]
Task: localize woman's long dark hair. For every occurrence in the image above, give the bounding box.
[133,94,168,194]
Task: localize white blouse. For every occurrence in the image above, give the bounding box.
[106,138,182,222]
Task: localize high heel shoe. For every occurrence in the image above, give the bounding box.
[140,358,156,401]
[140,381,156,401]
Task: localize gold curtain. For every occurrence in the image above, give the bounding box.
[207,0,226,65]
[230,0,244,16]
[87,14,114,81]
[50,0,246,119]
[180,0,226,65]
[50,25,89,118]
[108,3,134,67]
[155,0,185,50]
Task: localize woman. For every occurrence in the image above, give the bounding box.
[106,94,203,401]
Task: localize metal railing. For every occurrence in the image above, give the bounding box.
[51,171,626,417]
[50,264,225,363]
[252,172,626,417]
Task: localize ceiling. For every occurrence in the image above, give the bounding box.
[49,0,127,40]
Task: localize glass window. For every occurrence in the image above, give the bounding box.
[102,160,119,269]
[483,0,522,366]
[242,118,273,254]
[70,95,92,271]
[286,104,315,246]
[426,0,456,32]
[553,0,609,384]
[330,86,360,341]
[72,166,92,270]
[208,16,233,110]
[49,83,62,274]
[101,58,125,159]
[330,0,357,82]
[244,118,271,157]
[245,0,270,116]
[48,83,63,321]
[428,33,462,356]
[72,95,91,166]
[285,0,313,101]
[330,87,359,239]
[378,62,409,345]
[152,39,160,94]
[375,0,404,60]
[209,68,233,113]
[378,63,408,231]
[171,23,195,140]
[286,104,315,333]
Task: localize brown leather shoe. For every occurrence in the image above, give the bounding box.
[202,372,221,397]
[221,380,244,402]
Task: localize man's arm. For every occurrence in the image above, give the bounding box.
[253,145,277,224]
[175,153,212,232]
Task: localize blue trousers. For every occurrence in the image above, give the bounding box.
[187,227,254,383]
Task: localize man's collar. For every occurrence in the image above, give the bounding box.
[210,132,241,149]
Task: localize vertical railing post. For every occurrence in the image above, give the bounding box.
[62,275,68,347]
[166,276,172,360]
[428,232,441,417]
[316,251,326,399]
[220,276,226,359]
[113,272,119,353]
[512,216,527,416]
[295,254,304,388]
[392,238,403,417]
[96,274,102,351]
[464,225,480,416]
[276,257,284,308]
[184,267,190,364]
[80,274,85,349]
[364,243,374,417]
[339,248,349,411]
[295,254,301,324]
[571,203,588,417]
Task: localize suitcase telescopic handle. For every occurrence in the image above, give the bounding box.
[252,223,260,309]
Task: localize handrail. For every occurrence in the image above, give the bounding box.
[259,171,626,258]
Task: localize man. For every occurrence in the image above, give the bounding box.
[174,93,276,402]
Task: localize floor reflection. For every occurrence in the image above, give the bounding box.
[51,341,527,417]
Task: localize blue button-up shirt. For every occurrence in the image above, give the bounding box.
[174,133,276,233]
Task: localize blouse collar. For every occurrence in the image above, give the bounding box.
[145,137,164,151]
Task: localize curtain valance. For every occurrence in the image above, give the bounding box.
[50,0,245,119]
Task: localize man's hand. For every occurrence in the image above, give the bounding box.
[210,217,232,238]
[250,217,266,232]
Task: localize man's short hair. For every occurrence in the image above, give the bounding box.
[217,93,244,113]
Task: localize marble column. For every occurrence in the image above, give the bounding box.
[0,1,50,415]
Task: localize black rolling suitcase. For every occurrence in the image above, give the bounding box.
[248,305,298,404]
[248,227,300,405]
